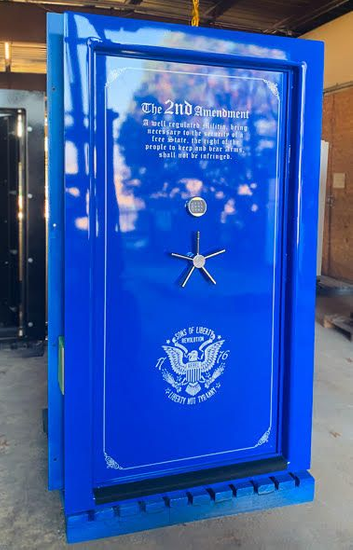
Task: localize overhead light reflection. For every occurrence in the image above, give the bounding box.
[4,42,11,71]
[17,113,23,138]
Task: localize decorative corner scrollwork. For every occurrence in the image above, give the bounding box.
[255,427,271,447]
[263,79,280,101]
[104,451,122,470]
[107,68,128,86]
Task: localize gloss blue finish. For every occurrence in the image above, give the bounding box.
[47,11,323,539]
[47,13,64,490]
[92,45,287,487]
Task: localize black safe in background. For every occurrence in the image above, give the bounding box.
[0,90,45,344]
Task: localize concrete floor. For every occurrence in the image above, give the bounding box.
[0,296,352,549]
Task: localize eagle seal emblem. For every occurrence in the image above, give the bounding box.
[155,326,230,406]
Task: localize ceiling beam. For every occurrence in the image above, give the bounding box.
[0,0,198,19]
[0,0,212,32]
[203,0,240,23]
[0,0,247,45]
[264,0,351,35]
[291,0,351,32]
[1,0,349,41]
[122,0,144,18]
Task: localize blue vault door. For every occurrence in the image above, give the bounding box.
[92,54,285,486]
[47,11,323,521]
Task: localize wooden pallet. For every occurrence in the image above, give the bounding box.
[323,313,353,342]
[317,276,353,296]
[66,471,315,544]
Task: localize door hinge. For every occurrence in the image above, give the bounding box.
[58,336,64,395]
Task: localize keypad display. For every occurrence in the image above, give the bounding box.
[187,197,207,217]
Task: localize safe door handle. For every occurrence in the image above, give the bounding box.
[170,231,225,287]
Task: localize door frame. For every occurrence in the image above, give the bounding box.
[47,12,324,515]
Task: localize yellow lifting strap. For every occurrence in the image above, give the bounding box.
[191,0,200,27]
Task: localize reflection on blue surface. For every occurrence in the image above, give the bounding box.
[90,53,286,484]
[63,14,293,488]
[105,58,281,263]
[52,9,324,518]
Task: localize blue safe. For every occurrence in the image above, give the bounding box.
[47,11,323,544]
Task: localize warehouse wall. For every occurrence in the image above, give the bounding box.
[0,73,45,91]
[302,12,353,90]
[302,13,353,282]
[0,3,46,91]
[320,88,353,281]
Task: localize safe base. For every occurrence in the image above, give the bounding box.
[66,470,314,544]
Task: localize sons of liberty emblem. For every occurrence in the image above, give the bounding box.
[155,326,230,406]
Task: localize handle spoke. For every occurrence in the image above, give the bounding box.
[201,266,217,285]
[196,231,200,255]
[204,249,226,260]
[171,252,193,261]
[181,265,196,288]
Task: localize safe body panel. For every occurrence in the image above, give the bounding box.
[47,12,323,519]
